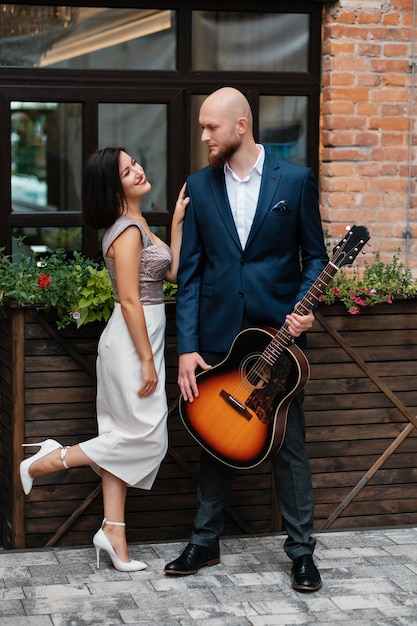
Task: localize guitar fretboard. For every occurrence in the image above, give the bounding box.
[262,262,339,366]
[259,225,369,368]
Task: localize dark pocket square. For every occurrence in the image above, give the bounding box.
[271,200,290,211]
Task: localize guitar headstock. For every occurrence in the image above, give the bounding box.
[331,225,370,269]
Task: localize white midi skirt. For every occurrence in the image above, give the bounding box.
[80,302,168,490]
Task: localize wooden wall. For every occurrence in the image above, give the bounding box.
[1,299,417,549]
[304,300,417,530]
[0,304,278,549]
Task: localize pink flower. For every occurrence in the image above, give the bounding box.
[349,306,360,315]
[386,296,393,304]
[333,287,340,296]
[354,297,366,306]
[37,274,51,290]
[72,311,81,319]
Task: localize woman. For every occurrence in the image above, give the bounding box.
[20,147,189,572]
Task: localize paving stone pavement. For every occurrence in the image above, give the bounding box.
[0,526,416,625]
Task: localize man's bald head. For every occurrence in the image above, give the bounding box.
[200,87,253,130]
[199,88,257,169]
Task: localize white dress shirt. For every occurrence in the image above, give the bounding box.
[224,144,265,248]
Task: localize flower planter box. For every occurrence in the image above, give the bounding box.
[1,299,417,549]
[0,303,278,549]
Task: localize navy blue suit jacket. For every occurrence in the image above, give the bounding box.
[176,151,328,355]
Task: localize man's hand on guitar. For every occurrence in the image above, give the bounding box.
[285,309,315,337]
[178,352,211,402]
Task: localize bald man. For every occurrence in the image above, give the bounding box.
[164,88,328,592]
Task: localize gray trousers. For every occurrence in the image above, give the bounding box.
[188,379,316,561]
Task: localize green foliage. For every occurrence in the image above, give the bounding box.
[163,281,178,301]
[0,240,114,329]
[73,264,114,329]
[320,250,417,314]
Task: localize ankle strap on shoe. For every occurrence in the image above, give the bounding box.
[102,517,126,527]
[60,447,70,470]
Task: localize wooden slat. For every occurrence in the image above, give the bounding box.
[10,308,26,548]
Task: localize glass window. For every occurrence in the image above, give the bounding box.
[190,95,209,174]
[98,103,168,213]
[0,5,176,70]
[12,227,82,255]
[11,102,82,213]
[259,96,308,166]
[191,94,308,172]
[192,11,309,72]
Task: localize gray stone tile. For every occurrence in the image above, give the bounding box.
[120,604,188,622]
[186,601,259,619]
[123,617,182,626]
[331,592,407,611]
[0,600,26,617]
[51,609,123,625]
[129,587,218,610]
[323,577,403,594]
[0,550,59,567]
[0,615,53,626]
[22,583,91,600]
[22,593,137,616]
[178,615,250,626]
[87,579,154,596]
[151,571,231,592]
[0,587,25,600]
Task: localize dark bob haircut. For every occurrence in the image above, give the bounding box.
[81,147,128,229]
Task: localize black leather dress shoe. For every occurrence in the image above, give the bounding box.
[291,555,322,592]
[164,543,220,575]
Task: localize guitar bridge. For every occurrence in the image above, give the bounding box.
[220,389,252,421]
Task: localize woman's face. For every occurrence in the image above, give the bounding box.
[118,151,151,202]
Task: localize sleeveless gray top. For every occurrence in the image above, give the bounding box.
[102,216,172,305]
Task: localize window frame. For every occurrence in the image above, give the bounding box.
[0,0,323,257]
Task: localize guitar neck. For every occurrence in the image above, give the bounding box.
[265,261,339,364]
[263,225,370,366]
[294,262,339,316]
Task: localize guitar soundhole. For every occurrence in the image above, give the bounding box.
[240,353,271,389]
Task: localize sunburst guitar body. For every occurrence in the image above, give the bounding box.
[180,327,310,469]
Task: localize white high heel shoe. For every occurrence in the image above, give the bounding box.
[20,439,63,495]
[93,519,147,572]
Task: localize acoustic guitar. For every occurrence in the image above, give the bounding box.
[179,225,370,469]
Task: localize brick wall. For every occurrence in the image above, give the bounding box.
[321,0,417,275]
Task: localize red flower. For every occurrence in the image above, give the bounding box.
[37,273,51,290]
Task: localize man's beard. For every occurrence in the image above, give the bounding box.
[208,138,240,169]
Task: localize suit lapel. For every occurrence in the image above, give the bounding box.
[244,156,282,250]
[209,168,242,250]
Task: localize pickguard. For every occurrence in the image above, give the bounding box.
[245,353,292,424]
